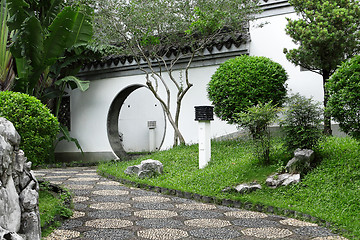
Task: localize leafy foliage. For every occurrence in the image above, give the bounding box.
[284,0,360,134]
[6,0,93,96]
[281,93,323,151]
[0,91,59,166]
[326,55,360,139]
[5,0,106,151]
[234,102,279,164]
[208,55,288,123]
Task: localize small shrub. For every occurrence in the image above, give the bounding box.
[0,91,59,166]
[207,55,287,123]
[281,93,323,151]
[234,102,279,164]
[326,55,360,139]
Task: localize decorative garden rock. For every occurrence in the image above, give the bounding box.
[222,182,262,194]
[0,117,41,240]
[125,159,163,178]
[234,183,262,194]
[286,148,314,174]
[266,173,300,188]
[0,226,24,240]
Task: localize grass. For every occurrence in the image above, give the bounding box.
[38,182,73,237]
[98,136,360,239]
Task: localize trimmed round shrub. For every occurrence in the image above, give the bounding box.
[0,91,59,166]
[207,55,287,123]
[326,55,360,139]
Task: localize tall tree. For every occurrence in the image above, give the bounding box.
[284,0,360,135]
[92,0,261,146]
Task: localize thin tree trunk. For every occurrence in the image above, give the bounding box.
[323,70,332,135]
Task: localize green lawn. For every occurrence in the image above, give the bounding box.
[38,182,73,237]
[98,136,360,239]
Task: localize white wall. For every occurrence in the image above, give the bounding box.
[56,11,326,158]
[118,87,166,152]
[250,13,324,102]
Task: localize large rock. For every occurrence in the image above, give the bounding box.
[234,183,262,194]
[286,148,314,174]
[0,117,41,240]
[222,182,262,194]
[0,226,24,240]
[125,159,163,178]
[266,173,300,188]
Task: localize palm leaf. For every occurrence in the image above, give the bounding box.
[43,6,76,66]
[42,0,64,28]
[58,124,83,154]
[6,0,29,31]
[65,6,93,48]
[18,16,44,69]
[55,75,89,92]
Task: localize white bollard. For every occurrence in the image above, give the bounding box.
[198,120,211,169]
[194,106,214,169]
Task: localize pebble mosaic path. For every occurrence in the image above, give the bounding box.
[34,167,348,240]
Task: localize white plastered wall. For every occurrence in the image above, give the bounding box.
[55,11,326,157]
[249,12,324,102]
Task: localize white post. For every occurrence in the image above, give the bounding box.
[199,120,211,169]
[195,106,214,169]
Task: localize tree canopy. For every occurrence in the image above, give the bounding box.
[284,0,360,134]
[85,0,261,146]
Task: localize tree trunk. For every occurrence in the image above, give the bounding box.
[323,70,332,135]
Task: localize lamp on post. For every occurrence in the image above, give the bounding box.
[194,106,214,169]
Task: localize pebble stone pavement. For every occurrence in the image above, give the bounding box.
[34,167,348,240]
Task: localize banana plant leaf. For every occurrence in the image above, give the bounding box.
[58,124,83,154]
[55,75,89,92]
[6,0,29,31]
[44,6,92,66]
[0,0,13,87]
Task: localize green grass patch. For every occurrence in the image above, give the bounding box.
[38,182,73,237]
[98,137,360,239]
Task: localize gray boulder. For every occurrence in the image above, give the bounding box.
[0,117,41,240]
[0,226,24,240]
[286,148,314,174]
[266,173,300,188]
[234,183,262,194]
[222,182,262,194]
[125,159,163,178]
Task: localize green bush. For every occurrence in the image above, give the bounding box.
[281,93,323,151]
[234,102,279,164]
[0,91,59,166]
[326,55,360,139]
[207,55,287,123]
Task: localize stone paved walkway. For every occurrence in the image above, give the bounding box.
[34,167,347,240]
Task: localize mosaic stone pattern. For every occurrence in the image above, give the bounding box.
[36,167,348,240]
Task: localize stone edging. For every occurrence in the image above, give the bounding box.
[98,170,350,238]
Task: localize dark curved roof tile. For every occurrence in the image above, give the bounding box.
[83,31,249,70]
